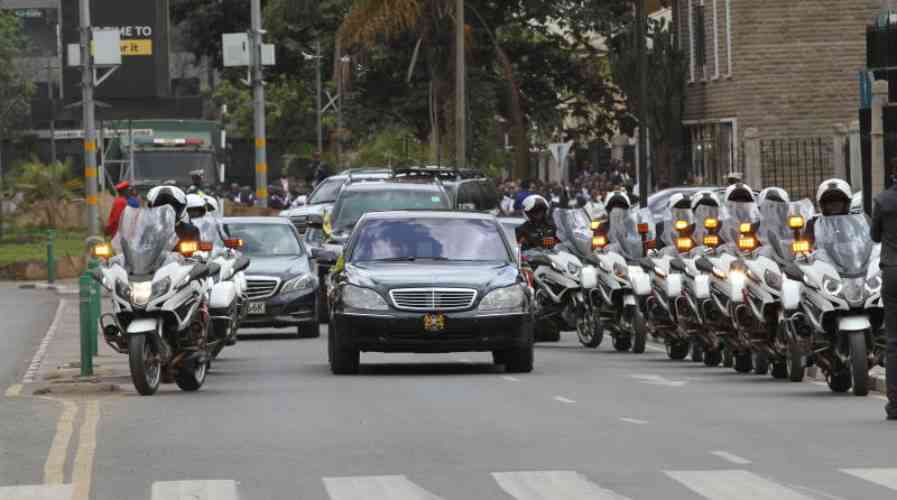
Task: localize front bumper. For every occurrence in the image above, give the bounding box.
[332,310,534,353]
[240,287,318,328]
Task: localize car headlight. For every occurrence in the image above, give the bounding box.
[823,276,843,296]
[130,281,152,306]
[343,285,389,311]
[115,280,131,301]
[866,274,882,294]
[478,285,526,312]
[151,277,171,299]
[281,274,317,294]
[566,262,581,275]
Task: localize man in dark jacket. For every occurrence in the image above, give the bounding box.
[872,181,897,420]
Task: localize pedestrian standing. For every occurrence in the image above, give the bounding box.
[872,181,897,420]
[105,181,131,237]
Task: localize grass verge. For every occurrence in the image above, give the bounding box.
[0,228,87,267]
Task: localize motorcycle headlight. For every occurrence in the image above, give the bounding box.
[343,285,389,311]
[866,275,882,294]
[130,281,152,306]
[115,280,131,301]
[281,274,317,294]
[151,277,171,299]
[479,285,525,313]
[823,276,843,296]
[566,262,581,275]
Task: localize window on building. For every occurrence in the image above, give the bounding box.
[685,121,737,184]
[693,2,707,79]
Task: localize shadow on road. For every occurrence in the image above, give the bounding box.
[359,362,504,376]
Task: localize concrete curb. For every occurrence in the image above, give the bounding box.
[32,379,121,396]
[18,282,79,295]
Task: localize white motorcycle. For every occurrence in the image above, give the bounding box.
[525,246,593,344]
[91,206,215,396]
[786,213,884,395]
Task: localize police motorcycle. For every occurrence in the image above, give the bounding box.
[90,199,216,396]
[551,207,602,348]
[785,180,883,395]
[726,188,805,379]
[187,194,251,359]
[582,191,652,353]
[518,196,591,343]
[700,184,760,372]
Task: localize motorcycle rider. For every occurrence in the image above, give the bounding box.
[756,187,793,262]
[147,185,200,243]
[872,176,897,420]
[721,183,758,251]
[603,190,645,261]
[658,193,694,252]
[805,179,852,246]
[516,195,560,251]
[692,191,723,245]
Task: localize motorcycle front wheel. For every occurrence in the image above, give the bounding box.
[631,307,647,354]
[849,331,869,396]
[577,311,603,348]
[175,357,208,392]
[128,334,161,396]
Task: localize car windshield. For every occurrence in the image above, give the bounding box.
[814,214,874,277]
[350,218,510,262]
[113,206,178,275]
[332,189,450,231]
[309,178,345,204]
[132,150,213,185]
[224,223,304,257]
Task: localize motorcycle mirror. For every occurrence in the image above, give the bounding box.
[207,262,221,276]
[223,238,244,249]
[189,264,210,281]
[696,257,715,274]
[234,256,250,272]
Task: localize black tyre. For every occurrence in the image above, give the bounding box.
[631,308,647,354]
[691,340,704,363]
[318,286,330,324]
[849,332,869,396]
[328,325,359,374]
[703,347,723,367]
[722,344,734,367]
[827,370,852,393]
[175,358,208,392]
[577,311,603,348]
[666,340,689,360]
[297,320,321,338]
[128,334,161,396]
[771,361,788,379]
[788,343,805,382]
[753,352,770,375]
[536,319,561,342]
[733,351,752,373]
[503,346,534,373]
[492,350,507,365]
[612,335,632,352]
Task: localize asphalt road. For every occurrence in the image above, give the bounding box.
[5,321,897,500]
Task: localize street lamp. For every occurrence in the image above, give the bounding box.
[337,55,350,167]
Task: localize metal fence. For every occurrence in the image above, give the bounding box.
[759,137,833,201]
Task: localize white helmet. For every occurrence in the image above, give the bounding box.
[603,190,631,212]
[758,187,790,206]
[146,185,187,219]
[521,194,550,221]
[724,183,755,203]
[691,190,720,211]
[185,193,207,220]
[203,194,219,215]
[816,178,852,216]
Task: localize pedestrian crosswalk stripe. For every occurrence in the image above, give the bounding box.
[492,471,632,500]
[842,468,897,492]
[323,475,444,500]
[151,480,239,500]
[665,470,817,500]
[0,484,73,500]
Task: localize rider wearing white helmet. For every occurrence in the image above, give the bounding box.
[185,193,207,221]
[146,185,200,243]
[516,194,560,251]
[805,178,851,246]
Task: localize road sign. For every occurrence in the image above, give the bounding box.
[223,33,250,67]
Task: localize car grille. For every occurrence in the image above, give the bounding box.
[289,216,308,233]
[246,277,281,300]
[389,288,477,311]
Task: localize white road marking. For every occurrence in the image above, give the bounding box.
[842,468,897,492]
[553,396,576,404]
[0,484,73,500]
[23,300,66,383]
[151,480,240,500]
[645,344,666,353]
[502,376,520,382]
[666,470,817,500]
[872,395,888,401]
[710,451,752,465]
[4,384,22,397]
[457,357,473,363]
[629,374,687,387]
[619,417,648,425]
[323,475,443,500]
[492,470,632,500]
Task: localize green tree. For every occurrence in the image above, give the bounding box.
[13,159,83,228]
[0,12,32,139]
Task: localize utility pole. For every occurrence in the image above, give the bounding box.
[80,0,99,237]
[251,0,268,208]
[455,0,466,169]
[48,59,57,165]
[635,0,649,206]
[337,56,347,168]
[315,40,323,155]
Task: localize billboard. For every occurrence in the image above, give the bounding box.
[62,0,170,100]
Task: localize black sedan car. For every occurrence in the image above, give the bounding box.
[222,217,321,338]
[328,211,534,374]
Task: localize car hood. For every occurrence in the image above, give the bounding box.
[279,203,332,218]
[346,261,519,291]
[244,254,310,277]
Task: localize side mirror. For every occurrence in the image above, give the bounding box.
[311,248,338,262]
[695,257,715,274]
[233,256,250,273]
[207,262,221,277]
[306,214,324,230]
[189,264,210,281]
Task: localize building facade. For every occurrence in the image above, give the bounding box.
[674,0,881,186]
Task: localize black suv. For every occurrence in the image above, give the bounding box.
[327,210,535,374]
[307,178,454,321]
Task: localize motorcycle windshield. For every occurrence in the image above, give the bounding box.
[661,208,694,247]
[552,208,593,256]
[814,214,873,277]
[193,216,224,248]
[607,208,644,261]
[757,199,790,246]
[693,205,720,242]
[114,206,179,276]
[722,202,757,244]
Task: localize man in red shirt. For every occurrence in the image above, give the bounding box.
[104,181,131,237]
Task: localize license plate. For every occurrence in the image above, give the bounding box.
[423,313,445,332]
[248,302,266,315]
